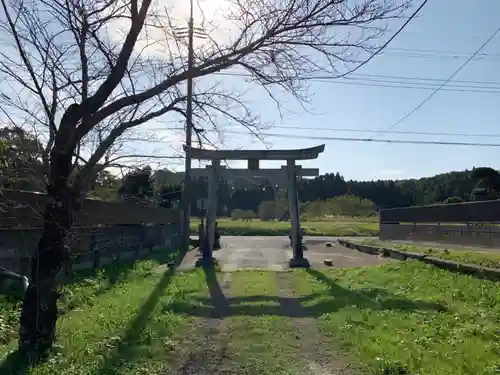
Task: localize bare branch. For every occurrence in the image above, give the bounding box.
[0,0,415,198]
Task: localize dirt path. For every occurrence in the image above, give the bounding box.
[169,272,232,375]
[167,268,362,375]
[274,272,358,375]
[168,237,388,373]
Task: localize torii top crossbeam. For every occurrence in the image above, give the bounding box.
[183,144,325,160]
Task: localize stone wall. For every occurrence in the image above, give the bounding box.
[0,224,179,275]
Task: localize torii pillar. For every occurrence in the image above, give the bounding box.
[184,144,325,268]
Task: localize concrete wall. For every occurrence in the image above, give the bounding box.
[0,223,179,275]
[380,200,500,223]
[0,189,178,227]
[380,223,500,248]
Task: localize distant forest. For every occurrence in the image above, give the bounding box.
[2,126,495,217]
[88,167,488,217]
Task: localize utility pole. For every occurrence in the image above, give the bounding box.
[181,0,195,252]
[169,1,207,251]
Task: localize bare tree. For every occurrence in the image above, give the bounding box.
[0,0,414,360]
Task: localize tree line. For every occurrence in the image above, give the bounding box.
[74,163,500,219]
[3,127,497,217]
[113,166,496,216]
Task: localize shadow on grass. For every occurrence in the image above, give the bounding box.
[304,268,447,313]
[0,340,65,375]
[91,247,188,375]
[0,351,31,375]
[0,283,25,303]
[70,245,177,283]
[167,268,447,319]
[0,247,182,375]
[175,265,230,375]
[58,246,180,312]
[203,264,230,317]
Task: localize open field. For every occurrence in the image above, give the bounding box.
[358,238,500,269]
[190,217,379,237]
[2,258,500,374]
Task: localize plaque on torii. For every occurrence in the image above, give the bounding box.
[183,144,325,268]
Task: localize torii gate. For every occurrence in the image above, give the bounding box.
[184,144,325,267]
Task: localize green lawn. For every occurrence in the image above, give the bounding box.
[0,247,186,372]
[215,271,303,373]
[190,217,379,237]
[166,271,308,374]
[358,238,500,269]
[0,290,22,348]
[2,261,500,375]
[292,262,500,375]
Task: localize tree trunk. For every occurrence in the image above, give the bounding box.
[18,150,76,361]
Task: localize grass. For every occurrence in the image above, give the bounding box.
[0,246,192,373]
[189,217,379,237]
[0,288,23,347]
[292,262,500,375]
[358,238,500,269]
[221,271,304,374]
[3,260,500,375]
[1,247,180,349]
[166,270,307,374]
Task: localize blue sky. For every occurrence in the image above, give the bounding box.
[306,0,500,181]
[159,0,500,182]
[5,0,494,182]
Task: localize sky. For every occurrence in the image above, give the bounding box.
[134,0,500,181]
[3,0,500,182]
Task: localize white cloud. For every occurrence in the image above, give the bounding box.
[108,0,237,60]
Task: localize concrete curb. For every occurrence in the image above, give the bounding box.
[337,239,500,281]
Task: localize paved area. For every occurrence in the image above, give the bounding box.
[179,236,392,271]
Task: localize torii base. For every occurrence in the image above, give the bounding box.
[288,257,310,268]
[195,257,218,268]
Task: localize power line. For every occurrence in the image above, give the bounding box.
[347,72,500,86]
[132,130,500,147]
[222,130,500,147]
[386,47,500,56]
[344,76,500,90]
[142,126,500,139]
[319,79,500,94]
[339,0,430,77]
[211,72,500,94]
[398,30,500,41]
[380,50,500,62]
[263,126,500,138]
[215,71,499,85]
[371,24,500,139]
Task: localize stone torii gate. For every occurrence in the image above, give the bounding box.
[184,144,325,267]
